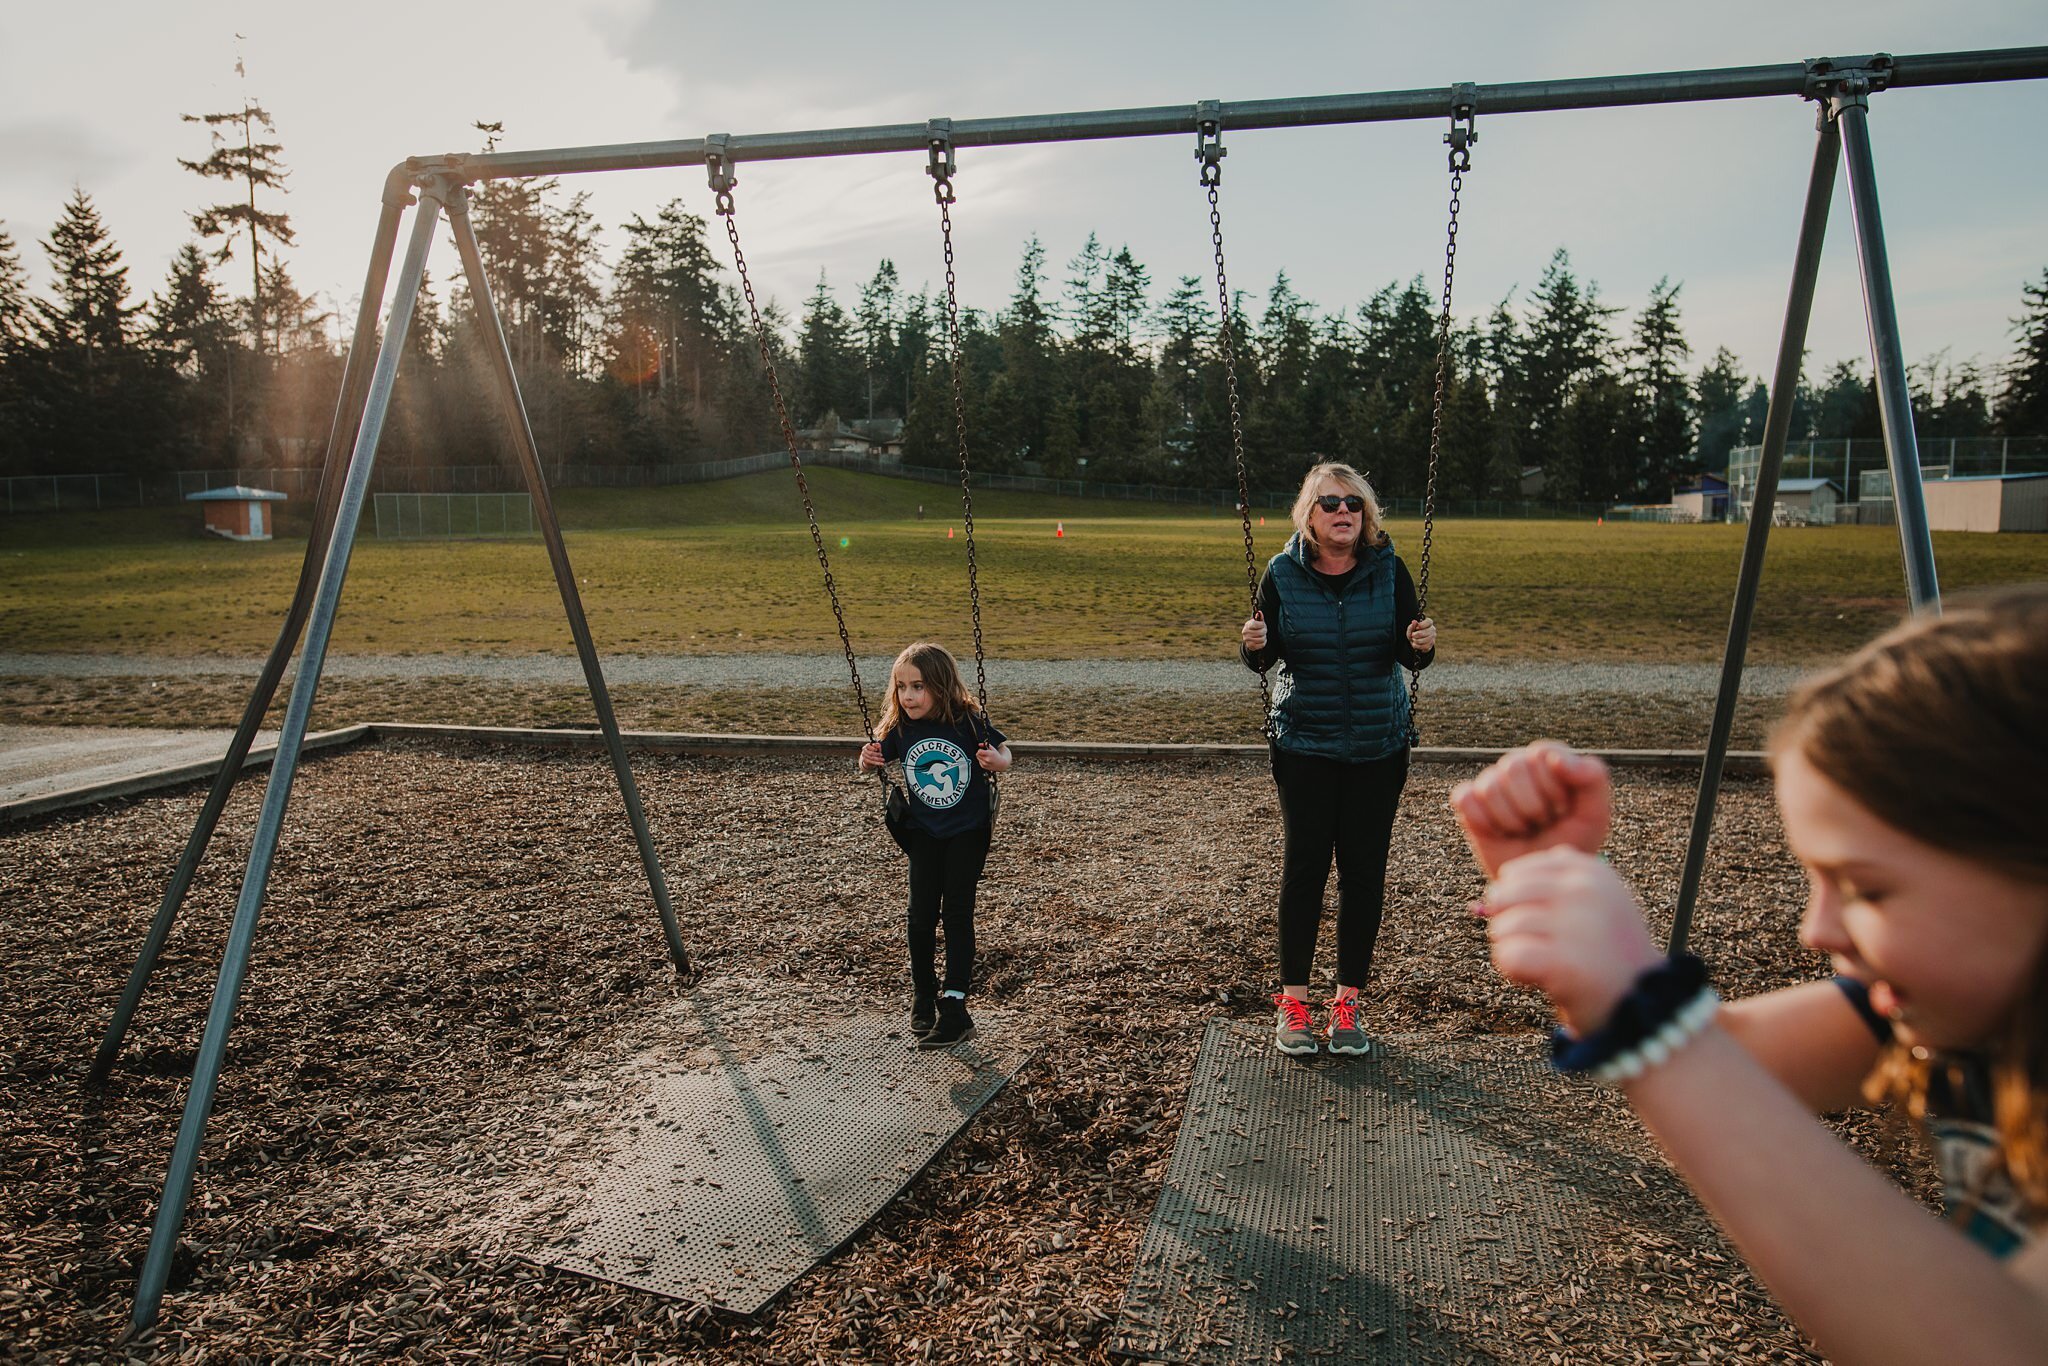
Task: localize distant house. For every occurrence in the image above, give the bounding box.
[186,485,286,541]
[850,417,906,458]
[1670,472,1729,522]
[794,410,906,459]
[1921,472,2048,532]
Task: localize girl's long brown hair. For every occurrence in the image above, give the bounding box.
[1771,583,2048,1209]
[875,641,982,738]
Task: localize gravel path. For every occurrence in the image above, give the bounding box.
[0,652,1808,697]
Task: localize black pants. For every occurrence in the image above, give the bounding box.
[1271,745,1411,989]
[906,824,990,996]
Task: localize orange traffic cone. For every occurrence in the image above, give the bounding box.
[1258,515,1265,526]
[1055,521,1065,538]
[948,526,955,538]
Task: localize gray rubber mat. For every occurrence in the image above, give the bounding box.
[1112,1021,1593,1364]
[528,1012,1027,1315]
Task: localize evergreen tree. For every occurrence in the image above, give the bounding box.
[1808,359,1878,441]
[179,60,294,352]
[995,238,1056,464]
[1692,346,1753,473]
[1517,249,1619,498]
[1996,267,2048,438]
[1101,246,1150,360]
[1627,277,1693,497]
[34,187,141,359]
[0,224,31,350]
[1909,350,1991,442]
[1063,233,1110,347]
[0,223,34,473]
[611,198,727,443]
[151,244,239,464]
[855,259,902,419]
[797,271,860,425]
[1154,274,1212,431]
[30,189,168,471]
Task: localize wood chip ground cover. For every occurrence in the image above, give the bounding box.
[3,743,1933,1363]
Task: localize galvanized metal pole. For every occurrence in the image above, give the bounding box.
[129,184,446,1333]
[91,175,414,1084]
[1669,114,1841,957]
[427,46,2048,183]
[444,188,692,975]
[1837,90,1941,613]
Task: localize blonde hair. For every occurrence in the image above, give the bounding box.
[1289,461,1388,560]
[1771,583,2048,1210]
[875,641,982,737]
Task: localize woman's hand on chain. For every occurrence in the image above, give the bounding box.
[1407,616,1436,653]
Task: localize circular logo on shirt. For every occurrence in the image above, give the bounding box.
[903,737,972,810]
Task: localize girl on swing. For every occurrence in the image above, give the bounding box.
[860,641,1011,1049]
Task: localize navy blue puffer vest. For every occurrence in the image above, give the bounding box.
[1267,532,1410,761]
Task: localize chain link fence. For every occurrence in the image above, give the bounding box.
[9,452,1612,521]
[370,493,537,539]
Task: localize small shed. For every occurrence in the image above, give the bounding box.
[1671,472,1728,522]
[1771,477,1839,523]
[187,485,287,541]
[1922,472,2048,532]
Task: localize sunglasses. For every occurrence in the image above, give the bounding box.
[1315,495,1366,513]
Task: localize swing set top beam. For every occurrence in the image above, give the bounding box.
[397,46,2048,186]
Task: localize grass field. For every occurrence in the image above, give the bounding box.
[4,467,2045,663]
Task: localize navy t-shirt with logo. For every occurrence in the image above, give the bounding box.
[879,714,1006,838]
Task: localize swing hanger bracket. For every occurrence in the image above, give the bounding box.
[1804,55,1892,125]
[925,118,957,205]
[1445,84,1478,173]
[704,133,736,215]
[1194,99,1226,187]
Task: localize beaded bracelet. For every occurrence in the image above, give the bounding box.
[1551,952,1718,1084]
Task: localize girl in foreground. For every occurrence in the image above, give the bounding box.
[1453,585,2048,1363]
[859,642,1010,1049]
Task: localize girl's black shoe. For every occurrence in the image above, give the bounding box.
[910,990,938,1037]
[917,996,975,1049]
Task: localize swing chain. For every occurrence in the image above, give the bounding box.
[713,169,876,740]
[1197,104,1273,739]
[1409,87,1475,740]
[930,122,988,716]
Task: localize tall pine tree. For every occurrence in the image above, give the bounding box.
[179,56,294,353]
[1995,267,2048,438]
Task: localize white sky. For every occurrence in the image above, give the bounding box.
[3,1,2044,385]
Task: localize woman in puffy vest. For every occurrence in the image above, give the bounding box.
[1239,461,1436,1057]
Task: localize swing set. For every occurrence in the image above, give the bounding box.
[88,44,2048,1332]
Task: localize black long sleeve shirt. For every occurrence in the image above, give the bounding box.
[1239,554,1436,674]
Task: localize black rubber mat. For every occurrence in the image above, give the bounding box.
[529,1012,1027,1315]
[1113,1021,1592,1364]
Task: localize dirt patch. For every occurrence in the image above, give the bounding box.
[3,743,1928,1362]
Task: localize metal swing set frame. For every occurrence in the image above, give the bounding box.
[91,44,2048,1332]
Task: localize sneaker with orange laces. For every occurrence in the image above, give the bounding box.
[1272,993,1318,1056]
[1325,994,1370,1056]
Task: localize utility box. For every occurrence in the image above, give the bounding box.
[186,485,287,541]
